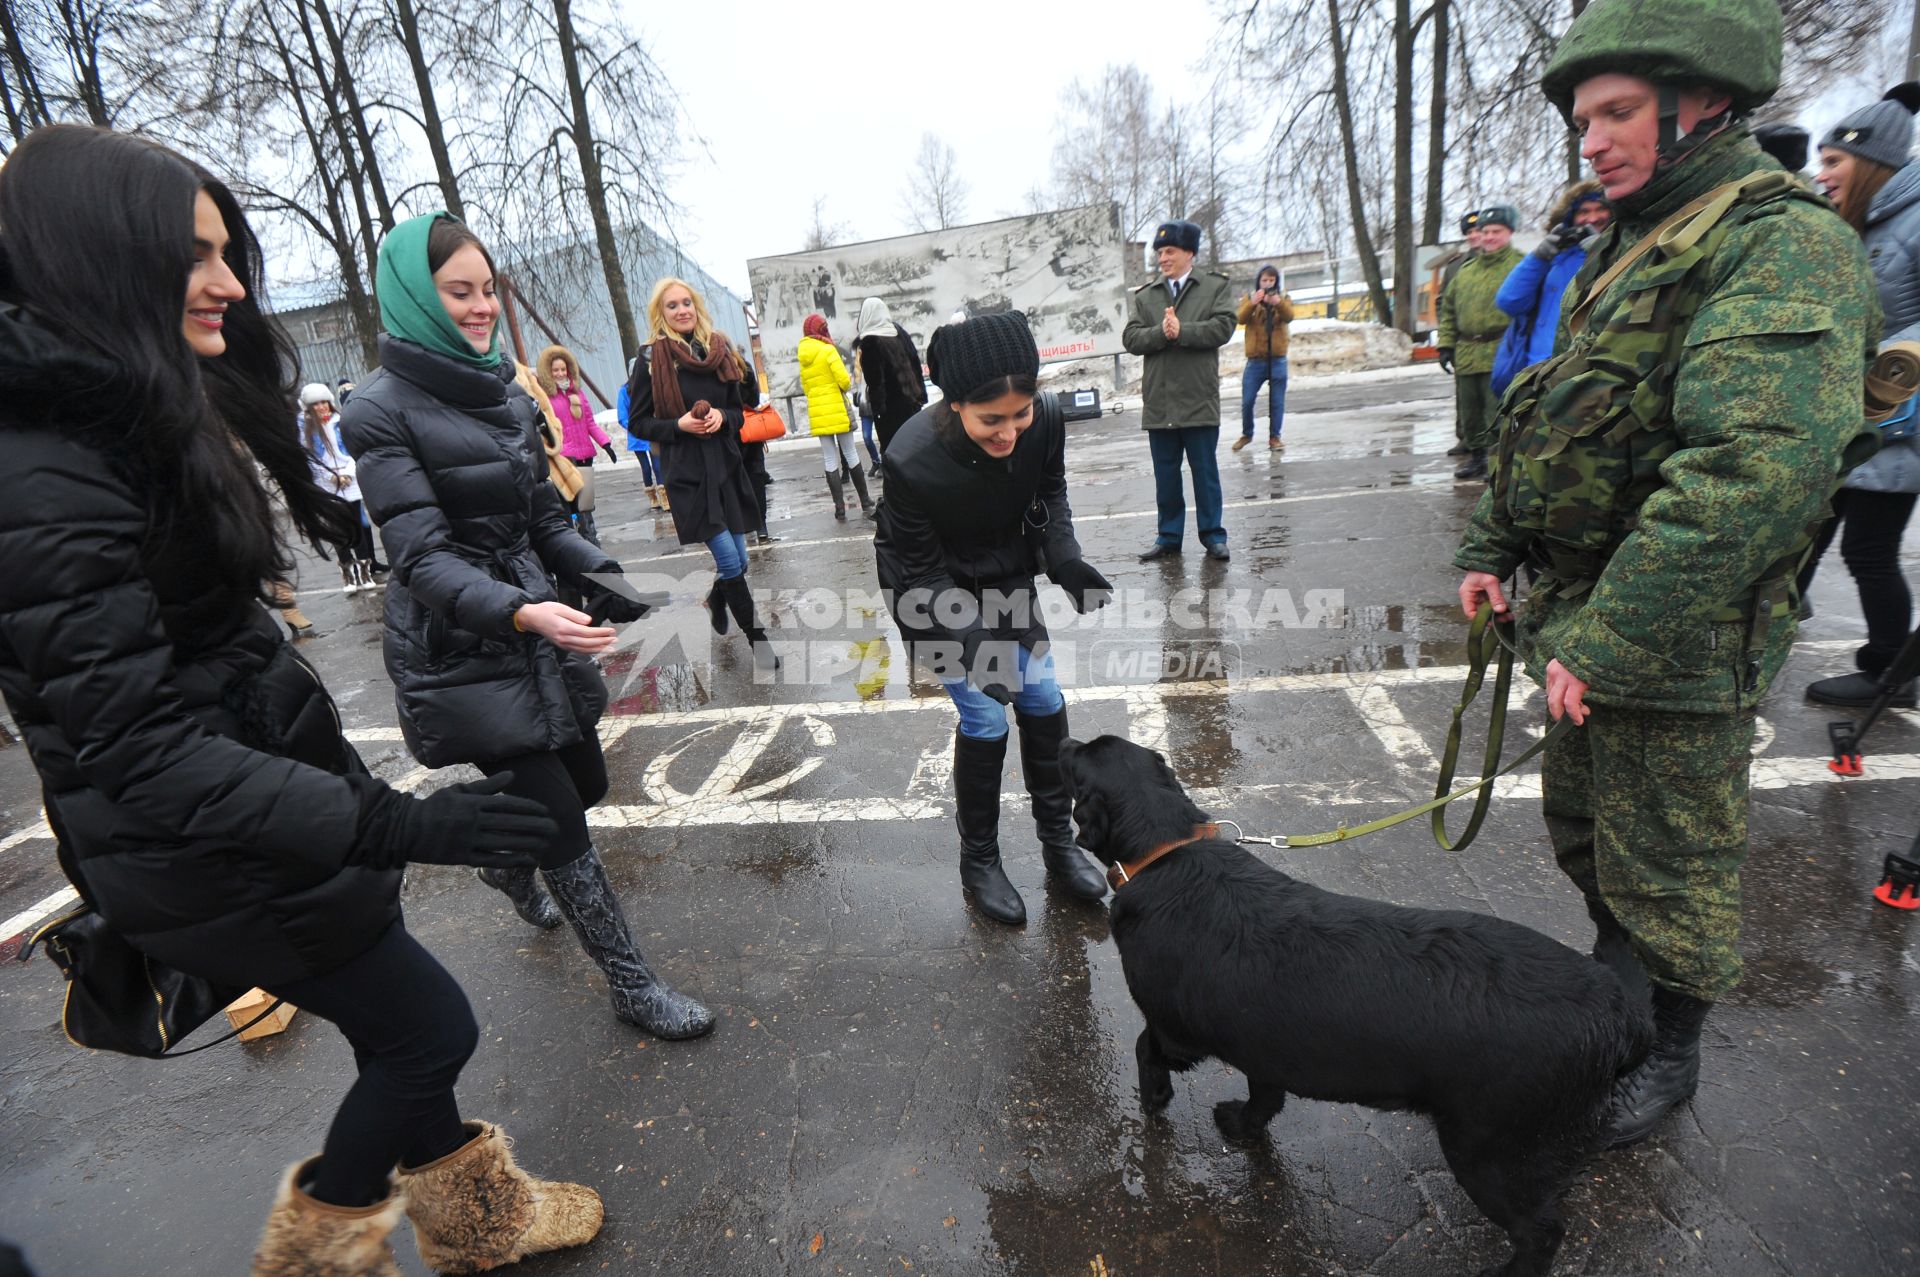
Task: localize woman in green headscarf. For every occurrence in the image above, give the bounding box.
[341,214,716,1046]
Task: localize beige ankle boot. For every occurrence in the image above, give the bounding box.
[251,1158,404,1277]
[397,1121,602,1274]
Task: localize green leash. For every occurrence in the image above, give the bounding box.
[1242,606,1574,852]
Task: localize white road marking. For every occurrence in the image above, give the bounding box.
[1,885,78,944]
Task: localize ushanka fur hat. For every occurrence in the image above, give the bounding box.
[1152,220,1201,254]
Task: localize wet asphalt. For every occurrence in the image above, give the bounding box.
[0,365,1915,1276]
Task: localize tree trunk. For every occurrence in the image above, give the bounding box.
[290,0,383,288]
[1565,0,1589,183]
[265,6,379,367]
[311,0,394,231]
[392,0,464,219]
[1328,0,1391,324]
[552,0,639,362]
[0,0,51,142]
[1392,0,1415,334]
[1421,0,1449,245]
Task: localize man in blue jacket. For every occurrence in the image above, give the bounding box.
[1492,183,1612,392]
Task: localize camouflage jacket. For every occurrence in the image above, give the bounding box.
[1455,130,1879,713]
[1436,246,1522,375]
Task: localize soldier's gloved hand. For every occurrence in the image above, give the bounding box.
[1437,347,1455,375]
[349,775,553,871]
[1050,557,1112,613]
[961,630,1019,705]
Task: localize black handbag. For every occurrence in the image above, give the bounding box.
[22,903,281,1058]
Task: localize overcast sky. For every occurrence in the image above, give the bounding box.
[626,0,1909,301]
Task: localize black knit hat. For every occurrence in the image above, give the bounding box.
[1152,220,1201,254]
[926,311,1040,401]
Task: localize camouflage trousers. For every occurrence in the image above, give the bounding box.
[1453,372,1498,450]
[1540,703,1755,1001]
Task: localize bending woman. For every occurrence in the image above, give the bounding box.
[625,277,779,668]
[343,214,714,1041]
[874,312,1113,924]
[0,126,598,1273]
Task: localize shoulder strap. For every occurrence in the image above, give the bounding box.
[1568,172,1796,337]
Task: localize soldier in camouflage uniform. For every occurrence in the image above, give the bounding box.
[1436,204,1523,480]
[1454,0,1879,1148]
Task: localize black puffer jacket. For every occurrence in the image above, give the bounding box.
[343,337,615,769]
[0,304,398,987]
[858,322,927,451]
[874,392,1082,651]
[624,343,757,545]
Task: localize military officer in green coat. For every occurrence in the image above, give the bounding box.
[1124,220,1239,562]
[1455,0,1879,1148]
[1437,204,1523,480]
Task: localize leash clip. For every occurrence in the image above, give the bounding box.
[1217,819,1288,850]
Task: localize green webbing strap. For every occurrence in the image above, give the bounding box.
[1278,606,1575,851]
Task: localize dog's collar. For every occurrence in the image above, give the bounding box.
[1107,823,1222,891]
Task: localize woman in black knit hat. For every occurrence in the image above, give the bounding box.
[874,312,1113,925]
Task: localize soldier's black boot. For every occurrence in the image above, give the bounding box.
[1015,708,1107,901]
[542,847,716,1040]
[1605,985,1713,1148]
[1452,448,1488,480]
[954,730,1025,925]
[476,865,563,930]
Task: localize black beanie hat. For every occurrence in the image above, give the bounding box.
[1152,220,1201,254]
[927,311,1040,401]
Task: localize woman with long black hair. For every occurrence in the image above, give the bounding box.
[343,214,716,1042]
[874,312,1113,925]
[0,126,601,1274]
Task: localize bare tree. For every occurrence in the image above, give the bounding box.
[1051,64,1160,242]
[802,196,851,252]
[900,131,970,232]
[0,0,213,151]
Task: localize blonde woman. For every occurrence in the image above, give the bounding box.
[623,277,778,668]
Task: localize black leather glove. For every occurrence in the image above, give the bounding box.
[1437,347,1455,375]
[1534,223,1586,259]
[349,774,553,871]
[583,570,667,625]
[1050,557,1112,614]
[960,630,1018,704]
[600,442,617,465]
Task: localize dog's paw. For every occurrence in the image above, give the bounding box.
[1140,1074,1174,1112]
[1212,1099,1268,1143]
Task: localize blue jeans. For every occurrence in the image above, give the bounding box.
[1241,356,1288,439]
[1148,426,1226,548]
[635,447,660,486]
[942,643,1064,740]
[706,530,750,579]
[860,415,881,467]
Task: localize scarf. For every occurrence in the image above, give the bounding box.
[648,331,742,421]
[375,211,502,369]
[803,313,832,344]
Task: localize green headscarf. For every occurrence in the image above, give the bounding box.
[375,211,502,369]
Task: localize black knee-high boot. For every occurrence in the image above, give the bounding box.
[825,471,847,520]
[1014,707,1107,901]
[541,847,715,1040]
[719,575,779,671]
[954,730,1024,925]
[847,464,875,519]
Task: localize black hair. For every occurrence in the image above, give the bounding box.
[0,125,355,590]
[426,215,497,280]
[931,372,1039,434]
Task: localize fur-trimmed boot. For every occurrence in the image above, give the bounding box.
[1015,707,1108,901]
[397,1121,602,1274]
[251,1158,404,1277]
[542,848,716,1039]
[955,729,1025,925]
[476,865,563,930]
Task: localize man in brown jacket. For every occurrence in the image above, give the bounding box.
[1232,263,1294,452]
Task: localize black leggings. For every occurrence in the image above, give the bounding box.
[264,922,477,1207]
[1797,487,1918,676]
[479,735,608,869]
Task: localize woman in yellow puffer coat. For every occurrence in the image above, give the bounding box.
[798,312,873,520]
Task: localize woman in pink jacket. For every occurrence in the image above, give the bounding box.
[537,344,615,544]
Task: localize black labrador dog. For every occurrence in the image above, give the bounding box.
[1059,734,1653,1277]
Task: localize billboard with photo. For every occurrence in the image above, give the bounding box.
[748,203,1129,399]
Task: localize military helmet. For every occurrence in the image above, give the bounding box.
[1540,0,1782,121]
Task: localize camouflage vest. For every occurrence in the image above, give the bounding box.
[1490,171,1838,618]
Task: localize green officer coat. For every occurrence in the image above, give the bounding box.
[1455,130,1879,714]
[1122,269,1239,429]
[1436,246,1522,375]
